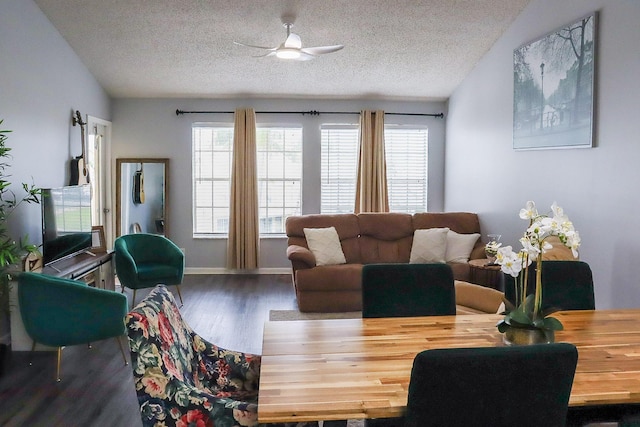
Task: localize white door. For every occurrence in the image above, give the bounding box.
[86,116,113,250]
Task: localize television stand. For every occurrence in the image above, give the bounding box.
[42,250,114,289]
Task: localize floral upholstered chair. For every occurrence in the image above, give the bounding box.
[126,284,318,427]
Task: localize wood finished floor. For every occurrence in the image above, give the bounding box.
[0,274,297,427]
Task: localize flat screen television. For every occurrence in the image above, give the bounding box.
[41,185,93,265]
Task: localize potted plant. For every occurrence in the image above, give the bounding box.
[494,201,581,345]
[0,119,40,375]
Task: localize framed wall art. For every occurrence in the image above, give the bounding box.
[513,12,597,150]
[90,225,107,253]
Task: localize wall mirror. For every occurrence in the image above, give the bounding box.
[116,158,169,238]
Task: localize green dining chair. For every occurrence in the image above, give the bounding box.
[114,233,184,308]
[503,260,595,311]
[404,343,578,427]
[17,272,128,381]
[361,263,456,318]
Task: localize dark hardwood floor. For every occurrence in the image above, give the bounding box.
[0,274,297,427]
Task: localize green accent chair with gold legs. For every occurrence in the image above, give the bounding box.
[114,233,184,308]
[17,272,129,382]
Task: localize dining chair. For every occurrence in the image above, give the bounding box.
[114,233,184,308]
[18,272,128,381]
[503,260,595,311]
[404,343,578,427]
[361,263,456,318]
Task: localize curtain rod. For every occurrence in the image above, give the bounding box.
[175,109,444,118]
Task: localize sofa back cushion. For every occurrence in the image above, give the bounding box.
[358,212,413,263]
[286,214,361,263]
[413,212,484,259]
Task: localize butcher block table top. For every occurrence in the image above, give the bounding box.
[258,309,640,423]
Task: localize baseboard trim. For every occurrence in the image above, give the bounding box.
[184,267,291,275]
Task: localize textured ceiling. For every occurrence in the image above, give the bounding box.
[34,0,530,101]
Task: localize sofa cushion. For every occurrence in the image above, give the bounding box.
[409,228,449,263]
[303,227,347,266]
[295,264,363,292]
[454,280,505,314]
[358,213,414,263]
[445,230,481,263]
[414,212,485,260]
[286,214,361,263]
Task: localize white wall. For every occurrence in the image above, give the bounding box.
[112,98,446,270]
[446,0,640,308]
[0,0,111,247]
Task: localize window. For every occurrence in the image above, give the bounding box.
[320,125,428,214]
[256,127,302,234]
[193,125,233,236]
[192,124,302,237]
[385,127,429,213]
[320,125,359,214]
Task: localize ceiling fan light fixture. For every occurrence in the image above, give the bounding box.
[276,48,301,59]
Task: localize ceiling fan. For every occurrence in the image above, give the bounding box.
[234,19,344,61]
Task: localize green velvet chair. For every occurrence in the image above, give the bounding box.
[503,260,595,311]
[114,233,184,308]
[17,272,128,381]
[403,343,578,427]
[361,263,456,318]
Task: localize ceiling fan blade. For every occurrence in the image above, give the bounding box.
[284,33,302,49]
[294,51,316,61]
[301,45,344,55]
[252,51,277,58]
[233,41,277,51]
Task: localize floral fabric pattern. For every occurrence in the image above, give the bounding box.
[126,285,317,427]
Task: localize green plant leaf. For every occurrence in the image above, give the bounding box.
[543,316,564,331]
[506,309,533,326]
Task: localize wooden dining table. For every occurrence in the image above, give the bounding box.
[258,309,640,424]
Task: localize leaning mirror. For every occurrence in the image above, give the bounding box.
[116,158,169,238]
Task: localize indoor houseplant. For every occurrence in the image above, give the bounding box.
[495,201,581,345]
[0,120,40,374]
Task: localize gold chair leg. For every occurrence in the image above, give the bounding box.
[175,284,184,306]
[116,336,128,365]
[131,289,137,309]
[29,340,36,366]
[56,346,63,382]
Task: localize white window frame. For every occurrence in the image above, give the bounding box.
[320,124,359,214]
[384,125,429,213]
[191,123,302,238]
[256,126,303,235]
[192,123,234,237]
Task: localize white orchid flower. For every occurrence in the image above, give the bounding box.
[541,240,553,253]
[565,231,581,257]
[500,251,523,278]
[519,201,538,220]
[495,245,513,265]
[518,249,534,267]
[520,236,542,258]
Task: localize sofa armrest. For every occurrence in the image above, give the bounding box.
[286,245,316,269]
[469,245,487,260]
[455,280,505,314]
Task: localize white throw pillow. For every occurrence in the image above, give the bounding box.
[445,230,481,263]
[409,228,450,263]
[303,227,347,266]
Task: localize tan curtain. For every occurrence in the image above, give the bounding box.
[355,110,389,213]
[227,108,259,269]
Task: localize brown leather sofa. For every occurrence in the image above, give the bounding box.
[286,212,486,312]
